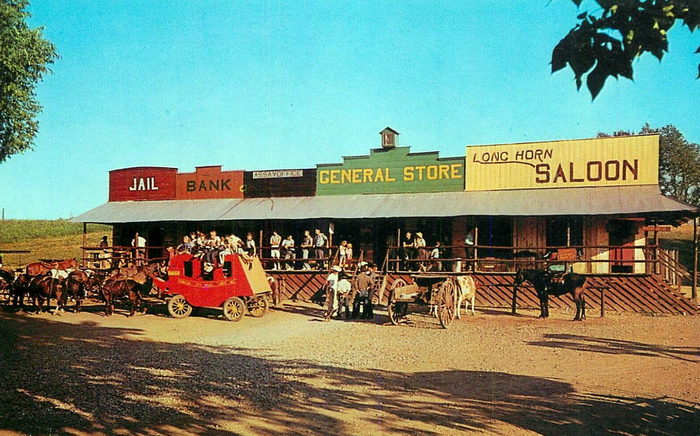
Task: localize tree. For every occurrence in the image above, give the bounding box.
[553,0,699,99]
[598,124,700,206]
[0,0,57,162]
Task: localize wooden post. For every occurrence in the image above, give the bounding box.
[600,287,605,318]
[259,230,263,259]
[693,217,698,300]
[82,223,87,268]
[653,229,659,275]
[396,228,401,272]
[474,224,479,272]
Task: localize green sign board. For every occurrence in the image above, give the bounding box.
[316,147,465,195]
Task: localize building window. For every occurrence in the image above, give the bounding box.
[546,217,583,247]
[477,217,513,258]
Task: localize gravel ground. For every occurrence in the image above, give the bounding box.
[0,300,698,435]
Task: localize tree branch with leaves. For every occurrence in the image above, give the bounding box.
[0,0,58,163]
[553,0,699,99]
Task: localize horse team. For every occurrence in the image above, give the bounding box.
[1,259,163,317]
[0,258,590,321]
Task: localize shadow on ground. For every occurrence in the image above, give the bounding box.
[527,333,700,363]
[0,313,697,435]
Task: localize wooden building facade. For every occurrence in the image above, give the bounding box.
[74,130,698,313]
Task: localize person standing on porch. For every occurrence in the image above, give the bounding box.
[131,232,146,266]
[415,232,427,271]
[402,231,415,271]
[314,229,328,270]
[430,241,442,272]
[98,236,111,269]
[270,230,282,270]
[282,235,296,270]
[245,232,256,257]
[465,228,476,272]
[338,240,348,267]
[301,230,313,270]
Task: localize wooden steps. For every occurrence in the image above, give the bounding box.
[270,271,698,315]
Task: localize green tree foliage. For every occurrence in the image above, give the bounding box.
[553,1,699,99]
[0,0,57,162]
[598,124,700,205]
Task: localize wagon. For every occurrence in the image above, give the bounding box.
[383,274,459,328]
[153,253,272,322]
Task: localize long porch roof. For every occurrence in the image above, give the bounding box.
[71,185,697,224]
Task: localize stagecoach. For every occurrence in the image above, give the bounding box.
[381,274,459,328]
[153,253,272,322]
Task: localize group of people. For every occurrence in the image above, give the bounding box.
[169,228,342,271]
[174,230,257,267]
[323,261,378,321]
[268,229,356,270]
[400,229,476,272]
[401,231,444,272]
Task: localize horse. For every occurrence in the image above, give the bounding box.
[10,273,31,309]
[28,274,66,314]
[85,271,107,297]
[64,270,90,312]
[100,262,161,316]
[512,269,588,321]
[26,259,78,276]
[101,278,143,317]
[0,269,14,303]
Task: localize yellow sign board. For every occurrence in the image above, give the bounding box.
[466,135,659,191]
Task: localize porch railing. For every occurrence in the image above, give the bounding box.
[80,245,168,269]
[384,244,674,276]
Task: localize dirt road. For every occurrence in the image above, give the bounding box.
[0,302,697,435]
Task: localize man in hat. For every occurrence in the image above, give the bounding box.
[351,262,373,319]
[364,262,379,319]
[324,265,343,321]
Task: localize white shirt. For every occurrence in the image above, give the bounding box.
[132,236,146,247]
[270,234,281,248]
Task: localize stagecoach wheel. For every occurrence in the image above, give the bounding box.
[437,279,457,329]
[247,296,269,318]
[387,301,408,325]
[223,297,245,322]
[167,294,192,319]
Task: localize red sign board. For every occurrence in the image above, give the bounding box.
[109,167,178,201]
[175,166,244,200]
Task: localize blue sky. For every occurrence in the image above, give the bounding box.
[1,0,698,219]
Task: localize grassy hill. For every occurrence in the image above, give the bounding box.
[0,220,111,267]
[0,219,110,244]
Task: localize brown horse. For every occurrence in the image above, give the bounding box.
[64,270,90,312]
[28,275,66,314]
[100,262,162,316]
[26,259,78,276]
[101,278,143,317]
[0,269,14,298]
[10,273,31,309]
[512,269,588,321]
[85,271,107,297]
